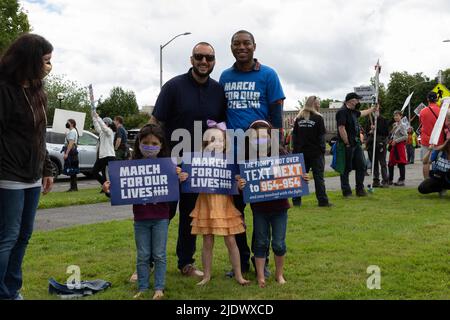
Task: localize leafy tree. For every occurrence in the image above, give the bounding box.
[384,72,436,128]
[0,0,31,53]
[97,87,139,119]
[124,113,151,130]
[44,74,92,130]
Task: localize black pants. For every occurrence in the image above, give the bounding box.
[367,145,389,183]
[340,144,366,195]
[233,194,252,273]
[69,175,78,191]
[389,164,406,182]
[293,154,329,205]
[173,193,199,270]
[418,177,450,194]
[92,156,116,186]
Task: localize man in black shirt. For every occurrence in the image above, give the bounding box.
[365,111,390,188]
[336,93,377,197]
[150,42,226,278]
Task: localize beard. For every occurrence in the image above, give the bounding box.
[192,64,214,79]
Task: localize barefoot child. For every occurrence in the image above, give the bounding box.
[103,124,176,300]
[238,120,309,288]
[180,121,250,286]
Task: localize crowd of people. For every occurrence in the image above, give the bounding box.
[0,31,448,301]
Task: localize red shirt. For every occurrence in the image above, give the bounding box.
[419,103,444,147]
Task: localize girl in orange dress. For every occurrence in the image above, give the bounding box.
[181,121,250,286]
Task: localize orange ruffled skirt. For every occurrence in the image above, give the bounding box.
[190,194,245,236]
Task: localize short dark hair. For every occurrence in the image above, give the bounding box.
[0,33,53,89]
[393,110,403,116]
[231,30,255,44]
[114,116,124,125]
[192,42,215,55]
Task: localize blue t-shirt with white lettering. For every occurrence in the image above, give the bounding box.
[220,64,285,130]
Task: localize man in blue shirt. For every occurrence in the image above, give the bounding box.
[220,30,285,277]
[151,42,226,278]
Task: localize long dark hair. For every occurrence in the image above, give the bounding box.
[0,33,53,90]
[67,119,79,143]
[133,124,169,160]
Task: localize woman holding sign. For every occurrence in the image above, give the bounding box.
[0,34,54,300]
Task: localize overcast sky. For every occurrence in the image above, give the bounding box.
[23,0,450,110]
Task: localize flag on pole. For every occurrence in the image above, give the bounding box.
[374,60,381,103]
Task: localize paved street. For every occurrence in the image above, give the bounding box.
[36,150,429,232]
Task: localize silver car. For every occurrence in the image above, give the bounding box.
[46,128,99,178]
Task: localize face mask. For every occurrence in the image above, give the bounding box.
[251,138,269,146]
[140,144,161,159]
[66,123,71,129]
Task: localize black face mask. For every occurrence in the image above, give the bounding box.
[66,123,71,129]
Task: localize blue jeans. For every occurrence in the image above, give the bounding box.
[134,219,169,291]
[253,210,288,258]
[0,187,41,299]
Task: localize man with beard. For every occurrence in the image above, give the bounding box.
[150,42,226,278]
[220,30,286,278]
[336,93,377,197]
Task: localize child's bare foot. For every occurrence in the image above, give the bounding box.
[237,277,251,286]
[197,278,211,286]
[257,278,266,288]
[276,276,287,285]
[153,290,164,300]
[133,291,145,299]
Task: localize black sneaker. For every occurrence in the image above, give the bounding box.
[394,180,405,187]
[356,189,368,197]
[372,181,382,188]
[319,202,334,207]
[343,192,353,198]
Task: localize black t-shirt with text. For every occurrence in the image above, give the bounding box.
[292,113,326,157]
[336,105,361,146]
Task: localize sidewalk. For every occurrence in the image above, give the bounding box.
[36,151,427,232]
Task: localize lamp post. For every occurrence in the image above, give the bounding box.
[160,32,191,89]
[57,92,65,109]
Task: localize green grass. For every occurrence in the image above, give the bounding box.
[24,188,449,300]
[38,188,109,210]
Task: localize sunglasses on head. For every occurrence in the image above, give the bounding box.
[193,54,215,62]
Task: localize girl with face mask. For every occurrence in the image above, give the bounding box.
[103,124,175,300]
[180,121,250,287]
[238,120,309,289]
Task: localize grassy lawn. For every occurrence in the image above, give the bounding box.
[24,188,449,300]
[38,188,109,210]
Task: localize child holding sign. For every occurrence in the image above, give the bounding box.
[103,124,176,300]
[183,121,250,287]
[238,120,309,288]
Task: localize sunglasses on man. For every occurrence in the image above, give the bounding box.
[193,54,215,62]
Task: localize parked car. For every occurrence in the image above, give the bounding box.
[46,128,99,178]
[127,128,140,153]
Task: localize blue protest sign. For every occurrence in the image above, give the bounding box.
[239,154,310,204]
[181,153,239,195]
[109,158,179,206]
